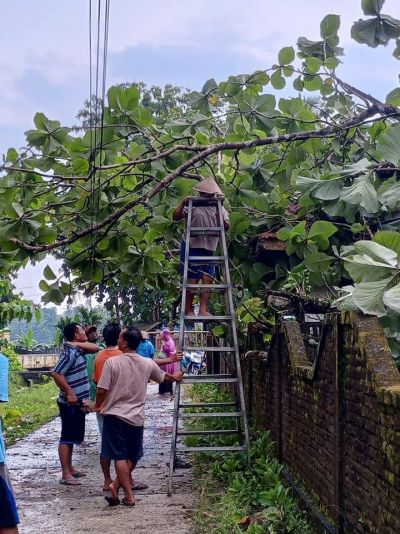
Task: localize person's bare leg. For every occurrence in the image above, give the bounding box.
[58,444,74,479]
[114,459,135,504]
[0,526,19,534]
[100,457,112,490]
[199,274,213,315]
[184,278,198,315]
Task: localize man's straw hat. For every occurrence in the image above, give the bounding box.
[193,177,224,196]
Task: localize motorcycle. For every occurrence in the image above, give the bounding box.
[181,350,206,375]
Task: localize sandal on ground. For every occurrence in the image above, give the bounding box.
[60,478,82,486]
[132,482,148,491]
[166,457,192,469]
[72,471,87,478]
[105,495,120,506]
[122,498,136,507]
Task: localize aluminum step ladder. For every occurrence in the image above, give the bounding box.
[167,196,250,496]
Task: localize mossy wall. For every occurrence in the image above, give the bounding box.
[242,312,400,533]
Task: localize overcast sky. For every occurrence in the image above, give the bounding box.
[3,0,400,306]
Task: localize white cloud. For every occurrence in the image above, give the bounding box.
[1,1,400,138]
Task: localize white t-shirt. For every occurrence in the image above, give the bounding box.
[98,352,165,426]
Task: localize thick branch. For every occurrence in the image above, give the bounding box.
[9,103,400,254]
[260,287,332,313]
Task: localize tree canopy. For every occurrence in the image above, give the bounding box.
[1,0,400,342]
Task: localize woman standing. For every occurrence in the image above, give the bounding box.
[158,329,179,397]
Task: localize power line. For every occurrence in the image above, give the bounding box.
[87,0,111,305]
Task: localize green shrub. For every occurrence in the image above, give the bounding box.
[190,385,314,534]
[0,343,22,374]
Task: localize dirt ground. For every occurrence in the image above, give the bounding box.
[7,384,197,534]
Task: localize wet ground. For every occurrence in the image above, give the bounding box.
[7,384,197,534]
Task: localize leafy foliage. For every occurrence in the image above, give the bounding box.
[0,343,22,372]
[1,1,400,353]
[9,307,58,345]
[334,231,400,361]
[0,380,58,446]
[191,385,313,534]
[0,276,37,328]
[351,0,400,49]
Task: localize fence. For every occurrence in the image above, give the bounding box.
[242,312,400,534]
[150,330,211,354]
[17,352,60,369]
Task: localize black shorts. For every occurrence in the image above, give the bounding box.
[58,402,86,445]
[101,415,143,463]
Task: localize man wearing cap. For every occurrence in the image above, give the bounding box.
[173,177,229,316]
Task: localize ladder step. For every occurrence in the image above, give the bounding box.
[183,373,233,379]
[177,429,240,436]
[189,198,222,207]
[187,256,227,261]
[182,346,235,352]
[179,402,236,408]
[182,377,238,384]
[176,445,247,452]
[184,315,232,321]
[190,227,223,234]
[179,411,242,418]
[186,284,229,290]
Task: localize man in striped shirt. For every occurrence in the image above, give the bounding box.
[51,323,100,485]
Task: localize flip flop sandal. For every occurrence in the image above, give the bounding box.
[122,498,136,507]
[132,482,149,491]
[60,478,82,486]
[72,471,87,478]
[105,495,120,506]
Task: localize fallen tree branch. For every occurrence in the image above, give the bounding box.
[260,287,332,314]
[9,102,400,254]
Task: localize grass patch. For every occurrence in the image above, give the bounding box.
[189,384,315,534]
[0,376,58,446]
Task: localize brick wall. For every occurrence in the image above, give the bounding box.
[242,312,400,533]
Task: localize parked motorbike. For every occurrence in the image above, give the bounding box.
[181,350,206,375]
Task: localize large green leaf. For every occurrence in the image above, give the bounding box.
[304,251,334,272]
[351,14,400,48]
[343,254,398,282]
[320,14,340,39]
[379,181,400,209]
[383,282,400,313]
[308,221,338,239]
[352,277,394,316]
[376,124,400,165]
[353,240,398,266]
[43,265,57,280]
[296,175,343,200]
[340,175,379,213]
[278,47,295,65]
[362,0,385,16]
[271,70,286,90]
[386,88,400,106]
[373,231,400,257]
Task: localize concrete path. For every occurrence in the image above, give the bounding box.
[7,385,196,534]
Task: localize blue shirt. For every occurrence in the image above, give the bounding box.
[137,340,155,359]
[53,344,89,404]
[0,353,9,463]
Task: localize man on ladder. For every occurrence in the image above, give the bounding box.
[173,177,230,317]
[168,177,250,496]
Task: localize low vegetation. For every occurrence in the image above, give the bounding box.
[0,373,58,446]
[189,385,314,533]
